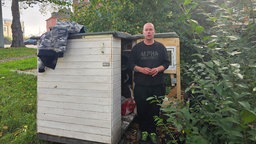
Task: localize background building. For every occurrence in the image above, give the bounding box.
[3,19,24,39]
[46,8,72,31]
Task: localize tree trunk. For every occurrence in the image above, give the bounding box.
[0,0,5,48]
[11,0,24,47]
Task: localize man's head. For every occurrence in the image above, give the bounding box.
[143,23,155,41]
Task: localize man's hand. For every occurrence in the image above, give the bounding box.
[151,68,159,77]
[134,66,152,75]
[134,66,164,77]
[140,67,152,75]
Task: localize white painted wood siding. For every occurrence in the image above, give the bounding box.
[37,34,121,144]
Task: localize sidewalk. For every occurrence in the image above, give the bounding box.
[4,44,37,48]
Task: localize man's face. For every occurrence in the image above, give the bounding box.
[143,24,155,40]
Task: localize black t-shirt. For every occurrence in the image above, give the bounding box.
[128,41,170,86]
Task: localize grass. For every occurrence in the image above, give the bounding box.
[0,48,37,60]
[0,47,52,144]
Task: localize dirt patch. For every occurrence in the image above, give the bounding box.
[11,69,37,76]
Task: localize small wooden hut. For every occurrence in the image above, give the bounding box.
[37,32,180,144]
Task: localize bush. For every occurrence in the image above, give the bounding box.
[155,0,256,143]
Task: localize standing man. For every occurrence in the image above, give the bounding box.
[128,23,170,143]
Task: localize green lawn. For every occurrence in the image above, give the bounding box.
[0,47,52,144]
[0,48,37,61]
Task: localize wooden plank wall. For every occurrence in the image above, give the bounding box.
[37,34,121,144]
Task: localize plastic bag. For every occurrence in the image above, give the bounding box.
[121,98,136,116]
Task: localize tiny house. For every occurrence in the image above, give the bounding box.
[37,32,180,144]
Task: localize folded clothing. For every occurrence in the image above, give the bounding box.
[38,49,58,69]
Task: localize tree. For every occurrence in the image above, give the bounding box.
[72,0,172,34]
[11,0,24,47]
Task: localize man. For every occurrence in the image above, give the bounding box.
[128,23,170,143]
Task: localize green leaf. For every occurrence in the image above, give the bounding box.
[222,100,234,105]
[235,73,244,79]
[204,61,213,68]
[239,101,251,109]
[240,110,256,124]
[207,42,216,48]
[219,107,237,114]
[236,84,248,89]
[195,25,204,33]
[248,130,256,141]
[190,135,209,144]
[213,60,220,66]
[192,54,204,59]
[209,16,217,22]
[185,86,192,93]
[227,36,239,41]
[221,117,240,125]
[189,19,198,25]
[230,63,240,68]
[214,81,224,95]
[228,51,242,56]
[229,131,243,138]
[184,0,192,5]
[146,96,156,101]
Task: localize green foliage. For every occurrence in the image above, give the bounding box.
[74,0,256,143]
[154,0,256,143]
[71,0,172,34]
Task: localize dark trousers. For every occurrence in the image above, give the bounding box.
[134,84,165,133]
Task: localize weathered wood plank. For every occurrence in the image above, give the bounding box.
[38,75,111,83]
[64,47,112,57]
[38,88,110,98]
[37,133,103,144]
[38,94,111,105]
[38,100,111,112]
[56,61,111,69]
[38,120,111,135]
[38,81,112,91]
[37,113,111,128]
[37,127,111,143]
[38,106,111,120]
[61,55,112,62]
[67,38,112,47]
[37,68,112,76]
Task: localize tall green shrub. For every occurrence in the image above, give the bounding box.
[156,0,256,143]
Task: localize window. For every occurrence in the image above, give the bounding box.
[166,46,176,70]
[3,26,7,32]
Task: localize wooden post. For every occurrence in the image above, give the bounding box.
[155,37,181,101]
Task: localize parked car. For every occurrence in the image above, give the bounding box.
[24,38,37,45]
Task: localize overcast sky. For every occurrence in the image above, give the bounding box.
[2,1,51,37]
